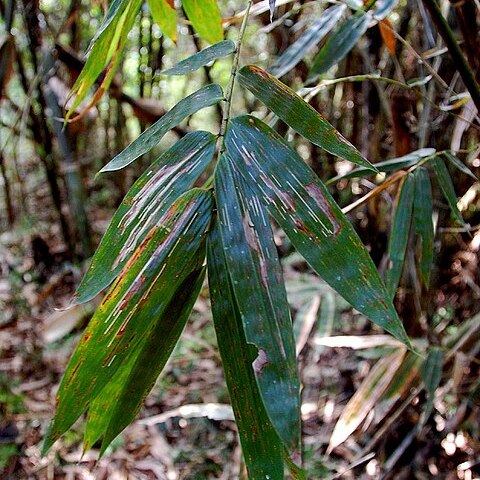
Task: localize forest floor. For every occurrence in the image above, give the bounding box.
[1,194,479,479]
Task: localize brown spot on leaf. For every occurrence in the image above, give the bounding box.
[252,348,269,374]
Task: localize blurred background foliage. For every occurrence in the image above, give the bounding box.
[0,0,479,478]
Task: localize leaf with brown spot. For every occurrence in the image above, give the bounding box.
[76,131,216,303]
[215,155,301,454]
[225,115,412,348]
[43,189,213,453]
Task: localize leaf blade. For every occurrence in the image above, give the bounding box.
[161,40,235,76]
[182,0,223,44]
[226,115,411,348]
[99,83,223,172]
[215,155,301,453]
[76,131,216,303]
[148,0,177,41]
[238,65,376,171]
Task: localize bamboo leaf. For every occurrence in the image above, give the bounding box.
[215,155,301,454]
[421,347,443,424]
[238,65,376,171]
[182,0,223,44]
[84,267,206,454]
[226,115,411,348]
[99,83,224,172]
[385,174,415,298]
[207,221,286,479]
[43,189,213,453]
[413,167,434,288]
[443,152,477,180]
[148,0,177,41]
[76,131,216,303]
[432,158,465,226]
[309,10,373,81]
[65,0,142,122]
[328,148,436,183]
[161,40,235,75]
[269,5,346,78]
[328,348,406,452]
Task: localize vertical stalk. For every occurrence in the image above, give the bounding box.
[216,0,254,158]
[421,0,480,114]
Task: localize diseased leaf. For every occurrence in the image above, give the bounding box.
[378,18,396,56]
[309,10,373,81]
[269,5,346,79]
[421,347,443,424]
[207,221,286,479]
[43,189,213,453]
[84,267,206,454]
[77,131,216,303]
[182,0,223,44]
[161,40,235,76]
[215,155,301,454]
[65,0,142,122]
[226,115,411,348]
[443,152,477,180]
[238,66,375,171]
[328,348,406,452]
[385,174,414,298]
[413,167,434,288]
[100,83,223,172]
[327,148,436,183]
[148,0,177,41]
[432,158,465,226]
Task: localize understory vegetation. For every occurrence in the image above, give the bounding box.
[1,0,479,478]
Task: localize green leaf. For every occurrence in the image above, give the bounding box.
[269,5,346,78]
[207,221,286,479]
[327,148,436,183]
[161,40,235,75]
[432,158,465,226]
[84,266,206,454]
[215,155,301,454]
[238,65,376,171]
[43,189,213,453]
[148,0,177,41]
[413,167,434,288]
[99,83,224,172]
[309,10,373,81]
[421,347,443,423]
[226,115,411,348]
[443,152,477,180]
[182,0,223,44]
[65,0,142,121]
[76,131,216,303]
[385,174,414,298]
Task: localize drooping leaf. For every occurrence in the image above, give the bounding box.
[385,174,414,298]
[182,0,223,44]
[43,189,213,452]
[65,0,142,122]
[432,158,465,226]
[327,147,436,183]
[327,348,406,453]
[378,18,396,56]
[215,155,301,454]
[99,83,223,172]
[84,266,206,454]
[269,5,346,79]
[309,10,373,81]
[226,115,411,348]
[161,40,235,75]
[269,0,276,21]
[148,0,177,41]
[238,65,375,171]
[76,131,216,303]
[413,167,434,288]
[443,152,477,180]
[421,347,443,424]
[207,221,286,479]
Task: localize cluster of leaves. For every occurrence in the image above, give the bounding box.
[44,0,479,477]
